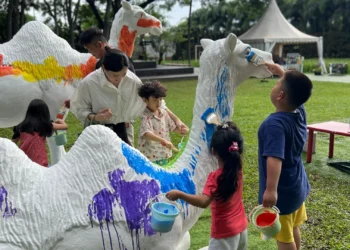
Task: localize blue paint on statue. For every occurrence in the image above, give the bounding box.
[121,143,196,195]
[215,66,231,121]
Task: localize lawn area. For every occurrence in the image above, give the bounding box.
[0,78,349,249]
[162,58,350,75]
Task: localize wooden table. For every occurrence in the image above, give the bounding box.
[306,121,350,163]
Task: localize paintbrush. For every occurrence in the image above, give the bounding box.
[246,51,265,66]
[201,108,220,126]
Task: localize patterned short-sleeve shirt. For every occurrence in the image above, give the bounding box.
[138,108,177,161]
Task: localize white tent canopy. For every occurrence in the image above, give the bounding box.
[239,0,327,73]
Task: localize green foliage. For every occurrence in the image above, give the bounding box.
[303,58,350,74]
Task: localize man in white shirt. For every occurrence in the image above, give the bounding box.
[71,46,187,146]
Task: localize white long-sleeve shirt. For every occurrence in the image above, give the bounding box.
[70,68,147,125]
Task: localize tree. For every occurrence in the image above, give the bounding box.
[41,0,81,47]
[64,0,81,47]
[41,0,63,35]
[85,0,177,39]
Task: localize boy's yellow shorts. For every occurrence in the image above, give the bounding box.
[273,203,307,243]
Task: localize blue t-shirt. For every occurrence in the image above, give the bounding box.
[258,105,310,215]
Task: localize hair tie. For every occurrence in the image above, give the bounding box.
[228,141,239,152]
[222,123,229,129]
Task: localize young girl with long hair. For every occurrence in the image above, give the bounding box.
[12,99,68,167]
[166,122,248,250]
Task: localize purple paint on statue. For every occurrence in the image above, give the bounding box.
[88,169,161,249]
[109,169,160,237]
[88,188,115,250]
[88,188,115,223]
[0,186,17,218]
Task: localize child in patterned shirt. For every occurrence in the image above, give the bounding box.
[138,81,189,166]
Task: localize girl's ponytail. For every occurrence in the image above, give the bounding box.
[210,122,243,202]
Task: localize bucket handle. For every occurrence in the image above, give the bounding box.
[248,205,280,223]
[147,193,184,215]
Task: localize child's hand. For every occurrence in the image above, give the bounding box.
[161,140,174,150]
[265,63,285,77]
[166,190,183,201]
[262,189,278,207]
[54,118,65,124]
[179,124,189,135]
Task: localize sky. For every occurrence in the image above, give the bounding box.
[165,1,202,26]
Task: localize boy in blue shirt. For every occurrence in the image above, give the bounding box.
[258,63,313,250]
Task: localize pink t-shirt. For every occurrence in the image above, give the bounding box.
[19,132,48,167]
[203,168,248,239]
[138,108,177,161]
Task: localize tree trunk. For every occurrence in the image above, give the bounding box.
[187,0,192,66]
[158,51,164,65]
[86,0,104,29]
[7,0,14,40]
[139,0,156,9]
[103,0,112,39]
[65,0,80,48]
[111,0,121,15]
[53,0,59,35]
[20,0,26,27]
[43,0,60,35]
[12,0,20,35]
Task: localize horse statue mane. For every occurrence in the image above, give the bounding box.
[0,0,162,164]
[0,33,272,250]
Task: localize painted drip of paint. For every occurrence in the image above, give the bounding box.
[109,169,159,240]
[215,66,231,121]
[88,188,126,250]
[0,186,17,218]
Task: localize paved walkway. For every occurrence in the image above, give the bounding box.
[305,73,350,83]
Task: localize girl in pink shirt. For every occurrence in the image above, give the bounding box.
[12,99,68,167]
[166,122,248,250]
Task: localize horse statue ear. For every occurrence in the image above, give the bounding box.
[200,39,214,49]
[122,0,132,10]
[224,33,237,54]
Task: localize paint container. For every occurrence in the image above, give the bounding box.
[178,136,185,150]
[151,202,180,233]
[53,131,67,146]
[249,205,281,238]
[246,51,266,66]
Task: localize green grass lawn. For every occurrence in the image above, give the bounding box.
[1,78,349,249]
[162,58,350,74]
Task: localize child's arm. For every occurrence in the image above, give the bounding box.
[173,123,189,135]
[166,190,212,209]
[53,119,68,131]
[263,156,282,207]
[166,108,188,135]
[143,132,175,150]
[265,63,285,78]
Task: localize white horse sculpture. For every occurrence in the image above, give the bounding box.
[0,33,272,250]
[0,1,162,164]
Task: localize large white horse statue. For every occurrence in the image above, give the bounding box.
[0,1,162,164]
[0,33,272,249]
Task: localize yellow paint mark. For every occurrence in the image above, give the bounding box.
[0,55,97,85]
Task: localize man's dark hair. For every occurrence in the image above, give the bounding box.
[80,27,107,46]
[138,81,167,99]
[282,70,313,108]
[102,47,130,72]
